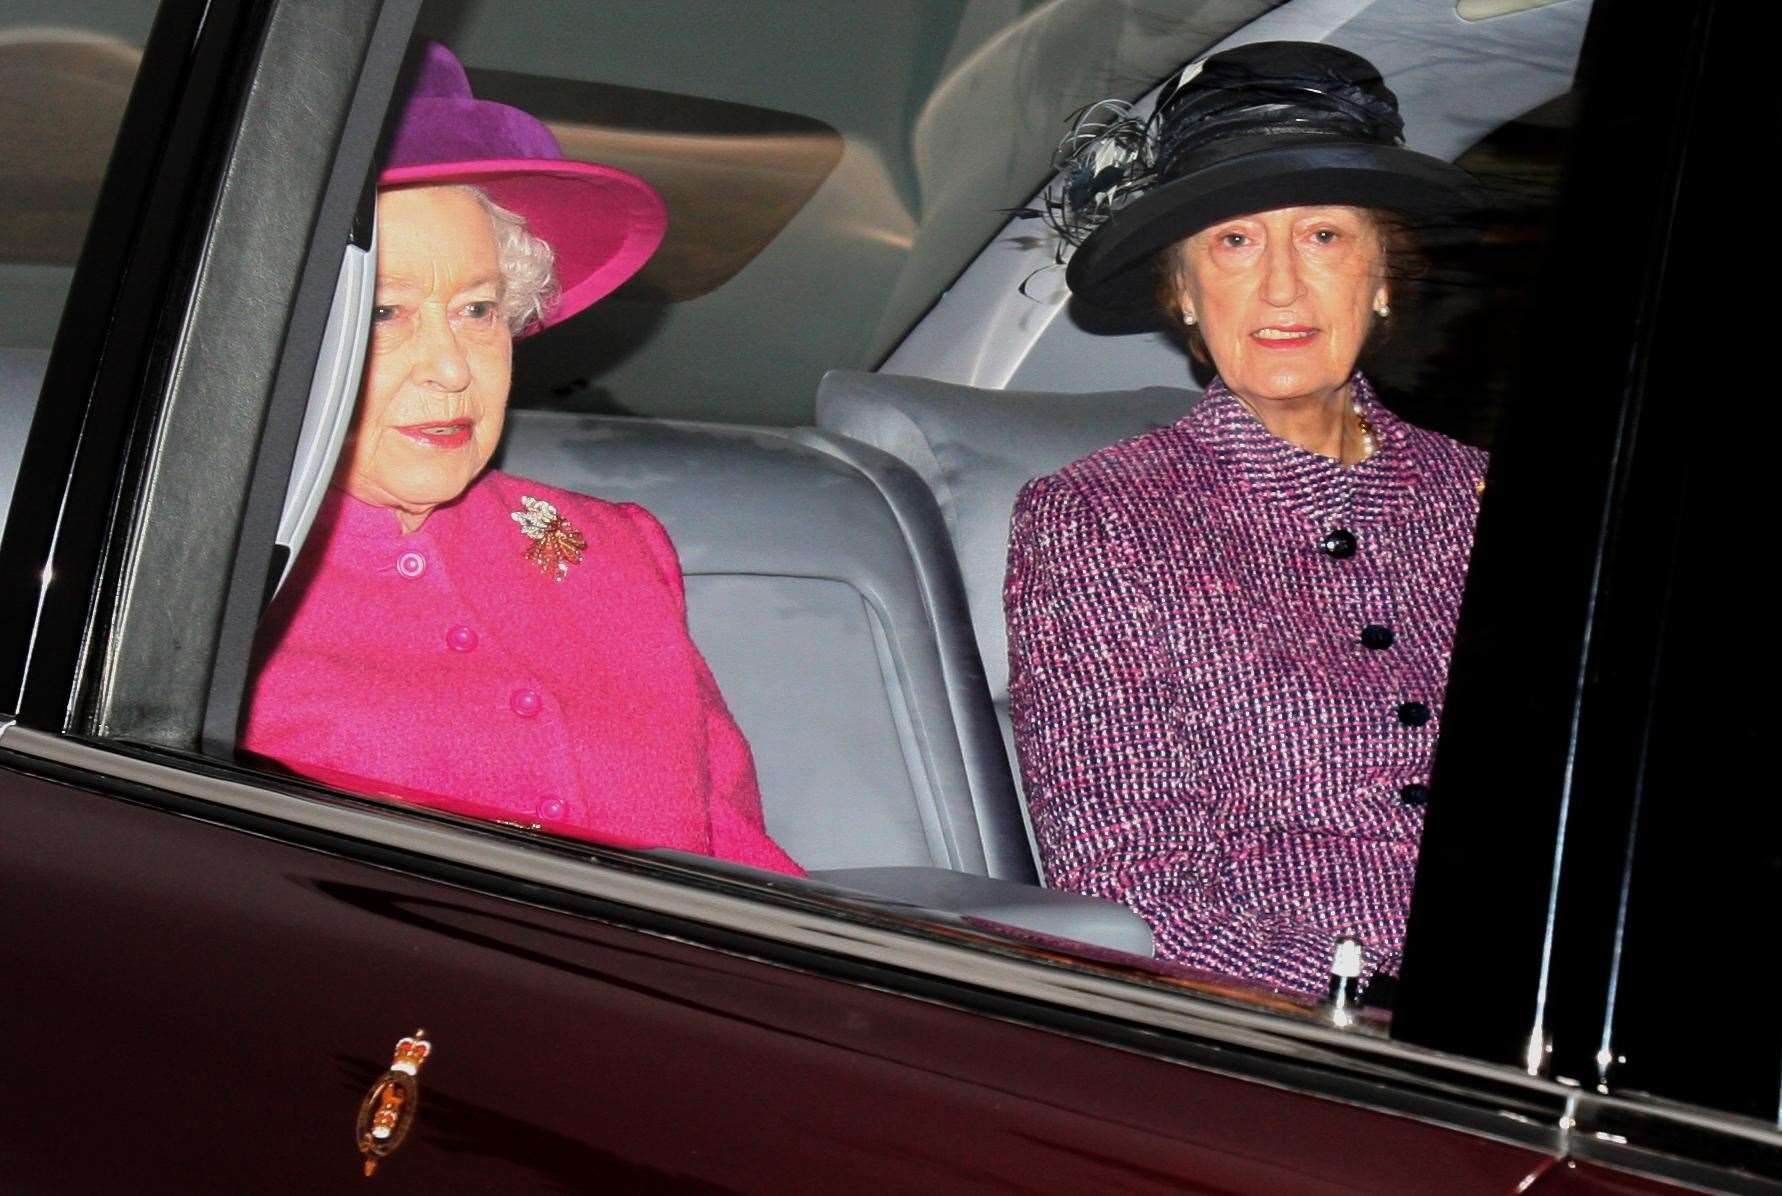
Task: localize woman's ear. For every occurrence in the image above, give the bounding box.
[1164,240,1196,320]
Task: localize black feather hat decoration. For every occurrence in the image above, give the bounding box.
[1040,98,1162,249]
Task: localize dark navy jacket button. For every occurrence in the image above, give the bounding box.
[1396,701,1432,728]
[1361,624,1395,650]
[1319,529,1358,558]
[1398,783,1430,806]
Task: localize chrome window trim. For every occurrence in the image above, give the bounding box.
[4,723,1776,1188]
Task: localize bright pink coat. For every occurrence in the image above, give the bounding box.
[242,470,802,875]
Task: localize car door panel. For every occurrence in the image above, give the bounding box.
[1,759,1565,1194]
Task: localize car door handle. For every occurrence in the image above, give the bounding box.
[355,1030,433,1177]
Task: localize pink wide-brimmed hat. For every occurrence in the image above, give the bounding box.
[381,42,666,331]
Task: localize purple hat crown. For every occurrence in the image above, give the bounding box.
[386,42,564,170]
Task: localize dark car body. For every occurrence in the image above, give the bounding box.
[2,0,1775,1192]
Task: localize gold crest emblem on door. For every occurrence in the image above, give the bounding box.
[355,1030,432,1176]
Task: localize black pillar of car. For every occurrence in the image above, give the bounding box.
[35,0,417,751]
[196,7,420,758]
[1551,3,1780,1128]
[1394,0,1739,1096]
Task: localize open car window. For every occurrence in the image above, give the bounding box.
[13,0,1775,1182]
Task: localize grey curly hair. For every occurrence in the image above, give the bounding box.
[459,184,560,335]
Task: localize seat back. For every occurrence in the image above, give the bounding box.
[496,410,1035,882]
[815,369,1197,718]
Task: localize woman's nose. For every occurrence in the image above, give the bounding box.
[410,307,471,391]
[1259,238,1302,309]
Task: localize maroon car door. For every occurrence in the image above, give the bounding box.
[4,755,1567,1193]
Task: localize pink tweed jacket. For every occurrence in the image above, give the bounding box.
[1005,376,1485,996]
[243,470,801,876]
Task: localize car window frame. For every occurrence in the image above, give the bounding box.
[0,0,245,726]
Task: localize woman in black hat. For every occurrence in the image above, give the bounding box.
[1004,42,1488,999]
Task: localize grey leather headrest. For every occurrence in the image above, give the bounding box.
[816,369,1197,699]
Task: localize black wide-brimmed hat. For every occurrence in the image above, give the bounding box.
[1051,41,1486,312]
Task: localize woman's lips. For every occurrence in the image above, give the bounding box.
[1250,325,1319,350]
[395,419,474,449]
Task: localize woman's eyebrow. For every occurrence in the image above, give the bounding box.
[373,271,502,293]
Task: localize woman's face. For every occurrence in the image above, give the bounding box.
[1171,205,1387,408]
[339,185,512,530]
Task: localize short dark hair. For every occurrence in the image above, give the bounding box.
[1151,208,1426,363]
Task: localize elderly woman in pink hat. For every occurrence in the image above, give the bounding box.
[242,44,801,875]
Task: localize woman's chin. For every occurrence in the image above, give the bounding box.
[1225,370,1351,406]
[357,467,481,519]
[400,475,476,509]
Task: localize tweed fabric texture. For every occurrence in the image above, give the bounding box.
[243,470,802,875]
[1005,375,1484,996]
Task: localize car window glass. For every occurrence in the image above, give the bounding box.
[0,2,161,526]
[235,6,1595,975]
[140,0,1746,1123]
[412,0,1288,426]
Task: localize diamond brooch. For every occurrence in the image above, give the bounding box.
[511,496,587,581]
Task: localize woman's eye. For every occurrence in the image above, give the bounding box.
[462,301,498,321]
[1311,228,1339,244]
[372,304,399,323]
[1220,232,1248,248]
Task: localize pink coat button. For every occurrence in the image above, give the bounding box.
[396,551,426,578]
[509,687,543,717]
[536,796,567,821]
[445,624,478,652]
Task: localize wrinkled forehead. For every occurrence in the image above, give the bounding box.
[1193,204,1381,237]
[1160,204,1387,270]
[373,185,502,290]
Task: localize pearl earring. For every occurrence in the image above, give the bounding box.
[1182,312,1197,326]
[1374,303,1390,318]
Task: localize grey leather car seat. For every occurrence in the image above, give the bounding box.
[496,410,1153,955]
[497,410,1033,881]
[813,369,1198,782]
